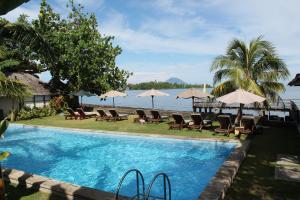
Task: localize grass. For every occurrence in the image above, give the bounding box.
[14,115,241,140]
[6,115,300,199]
[4,183,51,200]
[225,124,300,200]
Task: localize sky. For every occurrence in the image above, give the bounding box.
[3,0,300,84]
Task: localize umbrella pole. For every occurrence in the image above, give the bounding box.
[151,96,154,109]
[113,97,115,108]
[238,103,243,126]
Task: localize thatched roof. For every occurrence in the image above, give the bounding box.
[288,74,300,86]
[7,72,52,95]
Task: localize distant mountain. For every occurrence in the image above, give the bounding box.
[166,77,186,84]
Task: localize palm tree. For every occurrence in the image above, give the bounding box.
[210,36,289,102]
[0,18,54,69]
[0,72,31,120]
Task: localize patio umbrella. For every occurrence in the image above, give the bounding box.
[176,88,213,108]
[216,89,266,123]
[216,89,265,105]
[72,90,95,106]
[100,90,127,107]
[137,89,169,109]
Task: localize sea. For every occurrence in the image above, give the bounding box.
[83,87,300,117]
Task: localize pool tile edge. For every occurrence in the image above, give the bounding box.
[2,168,117,200]
[198,138,251,200]
[12,123,240,143]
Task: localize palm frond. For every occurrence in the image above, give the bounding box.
[211,80,236,97]
[0,21,54,61]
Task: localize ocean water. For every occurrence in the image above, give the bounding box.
[0,124,236,200]
[83,87,300,112]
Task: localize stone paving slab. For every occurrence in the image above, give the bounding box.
[2,168,116,200]
[275,154,300,182]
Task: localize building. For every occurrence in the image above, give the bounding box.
[0,72,53,116]
[288,74,300,86]
[288,73,300,132]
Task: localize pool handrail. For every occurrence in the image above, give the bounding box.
[114,169,145,200]
[145,173,171,200]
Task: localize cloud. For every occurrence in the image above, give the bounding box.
[128,71,171,83]
[124,60,213,84]
[3,3,40,22]
[101,10,239,55]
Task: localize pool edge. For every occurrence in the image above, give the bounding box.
[198,138,251,200]
[12,123,240,143]
[2,168,117,200]
[6,123,244,200]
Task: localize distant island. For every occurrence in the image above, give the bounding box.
[166,77,186,84]
[128,78,212,90]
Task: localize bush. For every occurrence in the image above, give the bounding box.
[16,106,56,121]
[49,96,68,113]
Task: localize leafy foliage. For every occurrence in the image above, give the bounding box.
[31,0,130,95]
[49,96,68,113]
[0,17,53,74]
[0,72,30,101]
[16,106,56,121]
[210,36,289,102]
[0,118,8,138]
[128,81,211,90]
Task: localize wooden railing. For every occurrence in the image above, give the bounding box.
[193,98,300,112]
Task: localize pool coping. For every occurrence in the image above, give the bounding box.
[2,168,119,200]
[198,138,251,200]
[4,123,248,200]
[12,123,240,143]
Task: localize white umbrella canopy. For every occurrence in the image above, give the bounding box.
[216,89,265,105]
[71,90,95,106]
[176,88,213,109]
[216,89,266,124]
[176,88,213,99]
[100,90,127,107]
[137,89,169,109]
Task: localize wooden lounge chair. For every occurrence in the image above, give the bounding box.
[188,114,212,131]
[214,115,234,136]
[236,116,256,138]
[76,108,97,120]
[169,114,190,130]
[150,110,169,123]
[135,109,151,123]
[65,108,80,120]
[95,109,111,121]
[108,109,129,121]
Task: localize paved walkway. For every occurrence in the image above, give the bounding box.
[276,154,300,182]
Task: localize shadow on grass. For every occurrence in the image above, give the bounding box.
[225,123,300,200]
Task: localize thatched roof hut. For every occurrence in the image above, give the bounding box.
[7,72,52,95]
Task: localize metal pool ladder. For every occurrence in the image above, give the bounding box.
[114,169,171,200]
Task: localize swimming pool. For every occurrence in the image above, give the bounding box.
[0,124,236,200]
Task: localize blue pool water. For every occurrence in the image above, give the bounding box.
[0,124,236,200]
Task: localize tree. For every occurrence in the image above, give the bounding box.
[210,36,289,102]
[0,17,54,74]
[32,0,130,95]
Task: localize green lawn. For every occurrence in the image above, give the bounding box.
[6,115,300,199]
[14,115,240,140]
[225,124,300,200]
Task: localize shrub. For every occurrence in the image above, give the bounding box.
[49,96,68,113]
[16,106,56,121]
